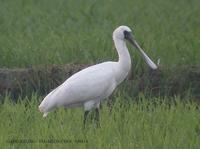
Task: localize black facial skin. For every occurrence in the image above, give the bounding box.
[123,30,138,50]
[124,30,132,40]
[123,30,135,46]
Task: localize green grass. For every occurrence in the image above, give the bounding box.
[0,0,200,68]
[0,94,200,149]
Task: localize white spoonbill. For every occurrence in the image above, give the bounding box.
[38,25,157,124]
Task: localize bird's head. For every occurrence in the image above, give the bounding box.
[38,96,57,118]
[113,25,132,40]
[113,25,158,70]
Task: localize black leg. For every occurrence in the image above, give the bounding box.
[95,108,100,127]
[83,110,90,127]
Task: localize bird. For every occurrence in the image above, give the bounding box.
[38,25,158,125]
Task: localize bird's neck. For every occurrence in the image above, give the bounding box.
[113,37,131,83]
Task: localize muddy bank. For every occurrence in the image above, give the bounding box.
[0,64,91,100]
[0,64,200,101]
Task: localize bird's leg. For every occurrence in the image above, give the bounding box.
[83,110,90,127]
[95,108,100,127]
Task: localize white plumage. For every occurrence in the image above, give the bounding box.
[39,25,157,119]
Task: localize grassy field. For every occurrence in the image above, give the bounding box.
[1,0,200,148]
[0,0,200,68]
[0,94,200,149]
